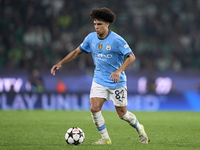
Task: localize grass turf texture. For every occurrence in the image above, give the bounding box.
[0,111,199,150]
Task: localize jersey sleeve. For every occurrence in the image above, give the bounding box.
[79,34,92,54]
[116,37,133,57]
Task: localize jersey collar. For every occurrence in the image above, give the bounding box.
[97,30,111,40]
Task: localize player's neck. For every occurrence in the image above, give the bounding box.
[98,29,110,39]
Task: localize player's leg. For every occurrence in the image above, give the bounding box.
[90,81,111,145]
[115,106,143,133]
[90,97,110,140]
[90,98,111,144]
[109,86,149,143]
[115,106,143,132]
[115,106,149,143]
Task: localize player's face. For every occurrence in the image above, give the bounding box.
[93,19,109,38]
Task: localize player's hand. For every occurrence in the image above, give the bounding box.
[110,71,121,83]
[51,64,61,75]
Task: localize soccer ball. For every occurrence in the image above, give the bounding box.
[65,127,85,145]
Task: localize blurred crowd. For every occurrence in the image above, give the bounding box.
[0,0,200,74]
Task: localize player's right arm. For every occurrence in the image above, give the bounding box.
[51,47,83,75]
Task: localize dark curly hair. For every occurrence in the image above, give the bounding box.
[90,7,116,23]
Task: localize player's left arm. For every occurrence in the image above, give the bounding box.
[110,53,135,83]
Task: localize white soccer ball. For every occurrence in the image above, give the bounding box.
[65,127,85,145]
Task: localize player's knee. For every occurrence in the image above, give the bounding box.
[118,110,127,118]
[116,107,127,118]
[120,111,136,124]
[119,113,126,120]
[90,106,101,113]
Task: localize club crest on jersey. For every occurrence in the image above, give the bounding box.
[98,43,103,50]
[106,45,111,51]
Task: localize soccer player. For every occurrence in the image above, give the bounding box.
[51,7,149,144]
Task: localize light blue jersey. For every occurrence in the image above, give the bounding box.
[79,30,133,89]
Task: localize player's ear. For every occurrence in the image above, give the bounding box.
[106,22,109,27]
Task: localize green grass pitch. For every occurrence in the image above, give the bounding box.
[0,111,199,150]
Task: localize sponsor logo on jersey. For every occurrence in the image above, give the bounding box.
[94,53,112,58]
[93,52,112,62]
[106,45,111,51]
[98,43,103,50]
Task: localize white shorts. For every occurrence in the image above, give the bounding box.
[90,81,128,107]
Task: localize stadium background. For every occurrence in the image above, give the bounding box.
[0,0,200,111]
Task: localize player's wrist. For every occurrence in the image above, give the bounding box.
[57,62,62,67]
